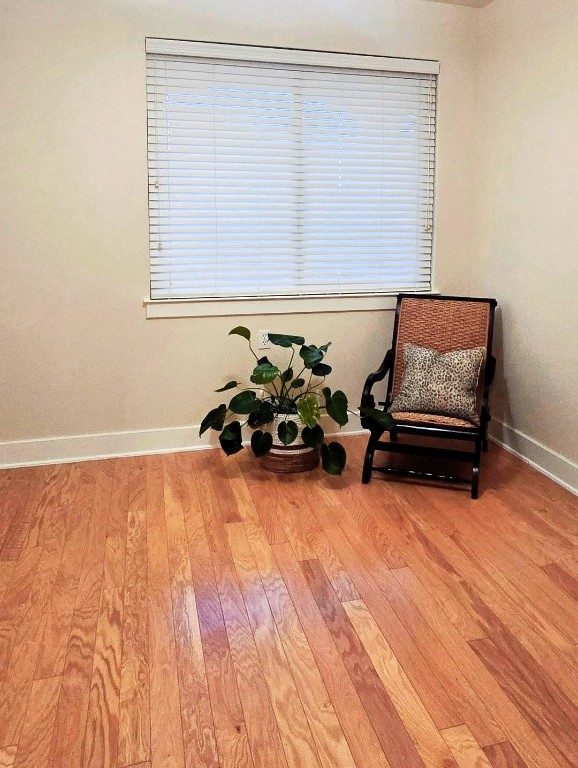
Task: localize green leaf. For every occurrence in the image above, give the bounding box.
[326,390,348,427]
[257,356,271,365]
[250,362,281,384]
[250,430,273,457]
[229,326,251,341]
[302,424,324,449]
[199,404,227,436]
[248,401,275,427]
[268,333,305,348]
[321,442,347,475]
[280,367,294,383]
[229,391,260,415]
[299,344,324,369]
[219,421,243,456]
[214,380,239,393]
[318,342,332,353]
[277,420,298,446]
[297,393,321,429]
[291,378,306,389]
[360,407,396,431]
[312,362,332,377]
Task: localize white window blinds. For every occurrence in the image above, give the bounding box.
[146,40,438,300]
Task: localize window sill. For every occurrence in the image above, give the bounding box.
[144,292,439,319]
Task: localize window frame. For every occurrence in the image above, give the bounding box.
[145,38,440,317]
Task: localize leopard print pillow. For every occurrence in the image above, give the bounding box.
[388,343,485,425]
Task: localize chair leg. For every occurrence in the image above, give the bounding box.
[482,416,489,451]
[362,432,379,484]
[471,439,482,499]
[390,429,398,442]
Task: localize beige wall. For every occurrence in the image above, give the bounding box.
[0,0,478,443]
[476,0,578,462]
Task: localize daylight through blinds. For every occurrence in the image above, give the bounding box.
[146,43,437,299]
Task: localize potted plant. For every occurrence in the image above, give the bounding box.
[199,326,351,475]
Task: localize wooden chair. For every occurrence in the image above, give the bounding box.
[360,294,498,499]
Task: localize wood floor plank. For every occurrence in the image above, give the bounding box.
[404,492,578,702]
[48,524,109,767]
[40,462,84,547]
[389,567,503,746]
[0,747,16,767]
[240,458,288,545]
[277,495,319,562]
[320,473,407,571]
[240,520,357,768]
[194,457,288,768]
[23,464,67,547]
[161,454,193,587]
[301,558,425,768]
[176,451,253,768]
[0,546,42,682]
[74,460,114,609]
[226,521,321,768]
[0,563,15,610]
[0,595,47,749]
[0,470,42,558]
[489,452,578,535]
[118,457,150,768]
[308,500,462,731]
[273,541,391,768]
[335,443,487,642]
[379,567,503,747]
[0,468,21,553]
[541,562,578,602]
[483,741,529,768]
[210,452,243,525]
[82,587,123,768]
[289,479,359,602]
[343,598,457,768]
[470,630,578,768]
[171,580,220,768]
[0,469,36,560]
[486,488,577,562]
[102,458,130,593]
[309,529,361,603]
[222,458,358,768]
[35,464,98,679]
[146,507,186,768]
[426,488,578,648]
[441,725,493,768]
[0,515,67,749]
[13,675,61,768]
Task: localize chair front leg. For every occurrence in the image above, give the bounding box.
[471,438,482,499]
[362,431,381,484]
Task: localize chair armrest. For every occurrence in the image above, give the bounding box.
[360,349,394,410]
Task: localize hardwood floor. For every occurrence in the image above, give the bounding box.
[0,435,576,768]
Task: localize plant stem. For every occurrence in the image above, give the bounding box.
[247,340,260,362]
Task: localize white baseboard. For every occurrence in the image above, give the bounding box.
[0,416,366,469]
[489,419,577,496]
[5,416,574,497]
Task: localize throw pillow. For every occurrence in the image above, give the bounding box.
[388,343,485,425]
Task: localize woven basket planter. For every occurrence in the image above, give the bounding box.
[260,414,320,474]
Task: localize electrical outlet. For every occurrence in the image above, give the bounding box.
[258,330,270,349]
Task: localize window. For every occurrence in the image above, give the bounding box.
[146,40,438,303]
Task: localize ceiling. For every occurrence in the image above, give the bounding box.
[422,0,495,7]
